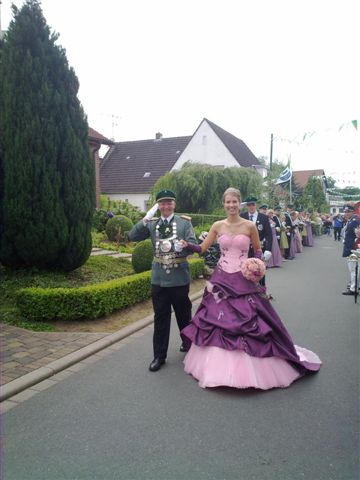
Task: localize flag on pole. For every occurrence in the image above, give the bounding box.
[275,166,292,184]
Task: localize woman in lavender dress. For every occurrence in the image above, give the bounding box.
[304,213,314,247]
[266,209,282,268]
[180,188,321,390]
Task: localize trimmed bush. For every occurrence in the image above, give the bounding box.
[16,259,204,322]
[92,209,109,232]
[132,239,153,273]
[105,215,134,241]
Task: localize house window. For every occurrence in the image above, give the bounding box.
[202,135,207,145]
[143,172,151,178]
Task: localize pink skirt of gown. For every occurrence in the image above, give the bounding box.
[182,234,321,390]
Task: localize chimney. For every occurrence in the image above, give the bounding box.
[155,132,163,141]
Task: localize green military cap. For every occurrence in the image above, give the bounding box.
[155,189,176,201]
[274,205,282,211]
[259,204,268,209]
[245,196,258,205]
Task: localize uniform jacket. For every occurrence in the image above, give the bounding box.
[128,214,196,287]
[240,211,273,253]
[284,211,295,237]
[272,215,282,240]
[342,215,360,257]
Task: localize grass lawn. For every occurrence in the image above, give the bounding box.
[0,256,135,331]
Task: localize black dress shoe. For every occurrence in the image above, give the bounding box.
[149,358,165,372]
[342,290,355,296]
[179,344,189,353]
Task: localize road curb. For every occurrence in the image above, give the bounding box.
[0,289,204,402]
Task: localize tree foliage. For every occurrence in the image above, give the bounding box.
[299,176,329,212]
[0,0,95,270]
[150,162,263,213]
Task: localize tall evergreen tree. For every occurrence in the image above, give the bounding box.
[0,0,95,270]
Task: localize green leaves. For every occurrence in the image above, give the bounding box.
[0,0,94,271]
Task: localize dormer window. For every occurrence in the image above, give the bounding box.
[126,156,131,159]
[144,172,151,178]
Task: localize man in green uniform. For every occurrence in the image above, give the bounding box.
[128,190,197,371]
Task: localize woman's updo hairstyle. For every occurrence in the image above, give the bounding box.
[222,187,241,203]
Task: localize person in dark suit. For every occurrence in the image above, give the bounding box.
[128,189,197,371]
[240,196,272,286]
[284,204,295,259]
[272,205,282,245]
[342,204,360,296]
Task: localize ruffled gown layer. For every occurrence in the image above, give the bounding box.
[182,234,321,390]
[267,226,282,268]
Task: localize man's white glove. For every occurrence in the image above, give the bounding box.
[143,203,159,224]
[263,250,272,262]
[174,240,183,253]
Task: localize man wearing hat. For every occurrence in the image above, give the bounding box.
[259,204,268,214]
[128,190,197,371]
[240,196,273,285]
[342,204,360,296]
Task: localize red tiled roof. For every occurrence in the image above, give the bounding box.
[88,127,114,146]
[293,169,325,189]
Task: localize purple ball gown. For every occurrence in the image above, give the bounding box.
[305,222,314,246]
[182,234,321,389]
[267,223,282,268]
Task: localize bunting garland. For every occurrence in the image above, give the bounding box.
[273,119,358,146]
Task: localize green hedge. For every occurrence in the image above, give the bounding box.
[16,259,204,322]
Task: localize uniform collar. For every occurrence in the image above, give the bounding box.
[161,214,174,223]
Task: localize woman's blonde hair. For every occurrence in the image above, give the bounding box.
[222,187,241,203]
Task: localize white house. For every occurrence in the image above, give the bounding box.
[100,118,266,211]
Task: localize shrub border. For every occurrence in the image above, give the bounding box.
[16,258,204,322]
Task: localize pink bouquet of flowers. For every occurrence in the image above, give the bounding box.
[240,258,266,283]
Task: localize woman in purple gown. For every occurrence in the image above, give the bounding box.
[304,214,314,247]
[180,188,321,390]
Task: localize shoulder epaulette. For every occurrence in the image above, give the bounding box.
[180,215,192,221]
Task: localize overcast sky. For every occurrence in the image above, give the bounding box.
[2,0,359,185]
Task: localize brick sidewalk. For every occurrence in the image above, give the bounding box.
[0,324,107,386]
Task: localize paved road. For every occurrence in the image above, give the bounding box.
[3,236,359,480]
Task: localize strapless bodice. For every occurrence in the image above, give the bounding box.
[217,234,250,273]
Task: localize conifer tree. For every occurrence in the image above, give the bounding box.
[0,0,95,270]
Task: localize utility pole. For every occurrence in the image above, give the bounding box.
[269,133,273,171]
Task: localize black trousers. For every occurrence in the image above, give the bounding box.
[334,227,342,240]
[151,284,192,359]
